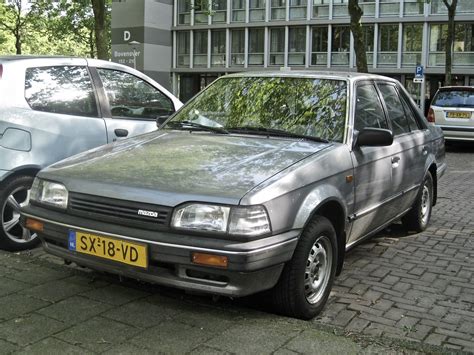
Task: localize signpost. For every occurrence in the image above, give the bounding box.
[413,65,424,83]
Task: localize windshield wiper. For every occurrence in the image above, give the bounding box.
[165,120,229,134]
[227,126,328,143]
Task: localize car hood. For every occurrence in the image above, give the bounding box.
[42,131,330,206]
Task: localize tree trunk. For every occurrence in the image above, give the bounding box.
[89,29,95,58]
[14,30,21,54]
[91,0,108,60]
[443,0,457,85]
[348,0,368,73]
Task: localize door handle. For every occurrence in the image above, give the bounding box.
[114,129,129,138]
[391,156,400,168]
[422,146,428,156]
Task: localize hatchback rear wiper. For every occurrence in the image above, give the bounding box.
[165,120,229,134]
[227,126,329,143]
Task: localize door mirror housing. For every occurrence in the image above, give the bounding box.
[156,114,172,128]
[356,128,393,147]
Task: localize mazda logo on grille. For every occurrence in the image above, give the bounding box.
[137,209,158,218]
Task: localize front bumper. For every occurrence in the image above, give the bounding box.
[21,205,299,297]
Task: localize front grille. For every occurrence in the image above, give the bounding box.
[68,193,172,231]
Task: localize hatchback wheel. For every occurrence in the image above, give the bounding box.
[0,175,40,251]
[270,215,337,320]
[402,172,434,233]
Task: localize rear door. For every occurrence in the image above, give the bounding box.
[92,68,176,142]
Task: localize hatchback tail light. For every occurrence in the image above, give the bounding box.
[427,107,435,123]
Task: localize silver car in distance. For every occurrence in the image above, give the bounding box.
[21,71,446,319]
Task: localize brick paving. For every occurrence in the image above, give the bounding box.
[0,144,472,354]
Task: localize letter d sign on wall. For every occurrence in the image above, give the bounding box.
[123,31,131,41]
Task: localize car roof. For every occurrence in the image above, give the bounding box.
[224,70,399,84]
[436,86,474,91]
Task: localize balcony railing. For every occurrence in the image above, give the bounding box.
[270,53,285,65]
[332,4,348,17]
[331,52,349,66]
[404,1,424,16]
[378,51,397,66]
[311,52,327,66]
[289,6,306,19]
[366,52,373,65]
[250,8,265,21]
[288,52,305,65]
[402,51,422,67]
[249,53,264,65]
[271,7,286,19]
[379,2,399,16]
[211,54,226,66]
[312,5,329,18]
[194,12,208,23]
[361,3,375,17]
[178,12,191,25]
[177,55,190,67]
[231,53,245,65]
[193,54,207,67]
[212,10,227,23]
[431,0,473,14]
[429,51,474,67]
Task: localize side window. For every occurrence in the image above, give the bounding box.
[378,84,410,136]
[354,84,388,131]
[97,69,174,120]
[399,93,421,131]
[25,66,98,117]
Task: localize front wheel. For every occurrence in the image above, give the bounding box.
[270,216,338,320]
[0,175,40,251]
[402,172,434,233]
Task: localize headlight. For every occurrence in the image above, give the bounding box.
[31,179,68,209]
[171,204,271,236]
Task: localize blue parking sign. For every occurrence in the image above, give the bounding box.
[415,65,424,78]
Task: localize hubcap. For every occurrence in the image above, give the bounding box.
[420,183,431,226]
[304,235,332,305]
[1,186,37,244]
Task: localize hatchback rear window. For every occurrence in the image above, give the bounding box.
[432,89,474,108]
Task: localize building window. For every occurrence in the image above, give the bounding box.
[178,0,191,25]
[331,26,350,66]
[270,28,285,65]
[312,0,329,19]
[194,0,208,24]
[360,0,375,17]
[249,28,265,65]
[404,0,424,16]
[429,24,447,66]
[211,30,226,67]
[212,0,227,23]
[177,31,190,68]
[271,0,286,20]
[311,26,327,66]
[362,25,374,65]
[402,24,422,67]
[231,29,245,66]
[288,27,306,65]
[250,0,266,21]
[194,30,208,67]
[289,0,306,20]
[454,23,474,67]
[232,0,245,22]
[378,24,398,67]
[431,0,474,15]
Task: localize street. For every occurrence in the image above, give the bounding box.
[0,144,473,354]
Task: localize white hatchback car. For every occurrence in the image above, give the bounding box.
[427,86,474,141]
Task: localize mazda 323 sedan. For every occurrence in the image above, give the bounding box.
[21,72,446,319]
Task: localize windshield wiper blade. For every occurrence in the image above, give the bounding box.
[228,126,329,143]
[166,120,229,134]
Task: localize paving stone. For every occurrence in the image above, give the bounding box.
[55,316,140,353]
[102,342,162,355]
[0,294,50,320]
[36,296,113,324]
[0,313,66,347]
[424,333,447,347]
[6,266,71,285]
[189,345,235,355]
[0,339,19,354]
[24,279,94,303]
[80,284,150,306]
[0,277,31,297]
[20,337,91,354]
[284,329,364,354]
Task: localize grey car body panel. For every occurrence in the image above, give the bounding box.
[0,56,182,184]
[23,71,445,297]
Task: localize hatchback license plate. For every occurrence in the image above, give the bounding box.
[68,230,148,268]
[446,111,471,119]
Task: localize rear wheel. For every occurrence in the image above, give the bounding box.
[0,175,40,251]
[402,172,434,232]
[270,215,337,320]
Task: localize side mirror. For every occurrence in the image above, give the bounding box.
[156,114,172,128]
[356,128,393,147]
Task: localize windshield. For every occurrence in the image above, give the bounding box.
[432,89,474,108]
[164,76,348,142]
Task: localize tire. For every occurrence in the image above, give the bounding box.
[402,172,434,233]
[270,215,338,320]
[0,175,40,251]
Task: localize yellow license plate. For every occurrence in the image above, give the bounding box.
[68,230,148,268]
[446,111,471,119]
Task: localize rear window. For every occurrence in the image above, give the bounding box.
[432,89,474,108]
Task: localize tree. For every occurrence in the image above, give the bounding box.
[348,0,368,73]
[442,0,458,85]
[91,0,110,60]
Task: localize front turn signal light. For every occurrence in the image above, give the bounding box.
[192,252,228,268]
[25,218,44,232]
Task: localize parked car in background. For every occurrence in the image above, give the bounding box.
[0,56,182,251]
[22,71,446,319]
[427,86,474,141]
